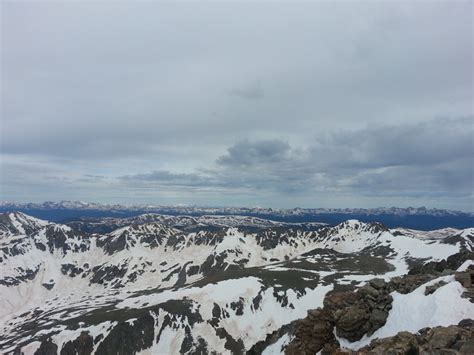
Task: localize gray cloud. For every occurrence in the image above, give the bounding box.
[120,170,214,188]
[1,1,472,209]
[217,139,291,166]
[324,117,474,169]
[228,82,264,100]
[115,117,473,203]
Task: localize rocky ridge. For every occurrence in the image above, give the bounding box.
[263,252,474,354]
[0,212,472,354]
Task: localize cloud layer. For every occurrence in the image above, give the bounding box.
[119,117,473,197]
[1,1,472,209]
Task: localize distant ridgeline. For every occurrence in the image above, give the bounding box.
[0,202,472,230]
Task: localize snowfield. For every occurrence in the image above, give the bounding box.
[0,212,472,354]
[337,275,474,350]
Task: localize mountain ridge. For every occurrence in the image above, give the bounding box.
[1,201,473,230]
[2,200,472,216]
[0,211,473,354]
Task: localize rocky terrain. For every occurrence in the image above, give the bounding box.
[271,259,474,355]
[0,211,472,354]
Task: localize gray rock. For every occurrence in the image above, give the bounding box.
[455,272,472,288]
[336,306,370,341]
[425,280,448,295]
[369,278,386,290]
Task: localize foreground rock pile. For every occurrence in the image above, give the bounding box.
[284,251,474,355]
[455,269,474,302]
[286,278,392,354]
[331,278,392,342]
[356,320,474,355]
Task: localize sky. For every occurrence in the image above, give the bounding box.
[1,1,473,210]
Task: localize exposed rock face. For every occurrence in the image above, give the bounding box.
[390,251,474,296]
[388,274,434,294]
[286,318,474,355]
[285,278,392,354]
[455,270,473,288]
[95,312,155,355]
[424,280,448,295]
[285,252,474,355]
[285,309,337,355]
[60,332,93,355]
[357,320,474,355]
[409,250,474,276]
[2,212,472,354]
[247,323,296,355]
[359,331,418,355]
[33,339,58,355]
[333,279,392,341]
[455,268,474,302]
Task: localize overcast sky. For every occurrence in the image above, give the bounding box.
[1,1,473,210]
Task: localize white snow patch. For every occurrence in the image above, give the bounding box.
[337,276,474,350]
[262,333,293,355]
[457,260,474,272]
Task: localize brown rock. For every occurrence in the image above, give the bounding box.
[285,308,338,355]
[455,272,472,288]
[324,291,359,312]
[369,278,386,290]
[427,325,462,349]
[425,280,448,295]
[335,306,370,341]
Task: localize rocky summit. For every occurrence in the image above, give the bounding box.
[0,212,473,354]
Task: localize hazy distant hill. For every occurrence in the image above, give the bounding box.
[1,201,473,229]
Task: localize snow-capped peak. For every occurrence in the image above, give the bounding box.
[0,212,49,238]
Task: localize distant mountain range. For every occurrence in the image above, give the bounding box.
[1,201,473,230]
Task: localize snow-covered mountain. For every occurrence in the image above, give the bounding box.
[0,212,472,354]
[1,201,471,217]
[1,201,473,229]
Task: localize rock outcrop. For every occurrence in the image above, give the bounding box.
[285,309,336,355]
[388,274,434,294]
[408,250,473,276]
[455,268,474,302]
[333,279,392,341]
[60,332,94,355]
[285,278,392,354]
[357,320,474,354]
[284,252,474,354]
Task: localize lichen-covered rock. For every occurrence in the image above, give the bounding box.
[357,320,474,355]
[285,309,338,355]
[286,278,393,353]
[357,330,419,355]
[409,251,474,276]
[389,274,435,294]
[335,305,371,341]
[455,271,473,288]
[334,279,392,340]
[424,280,448,295]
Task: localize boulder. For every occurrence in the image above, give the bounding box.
[285,308,337,355]
[336,305,371,341]
[357,331,419,355]
[368,309,389,335]
[389,274,434,294]
[369,278,386,290]
[357,321,474,355]
[425,280,448,295]
[427,325,462,349]
[455,271,472,288]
